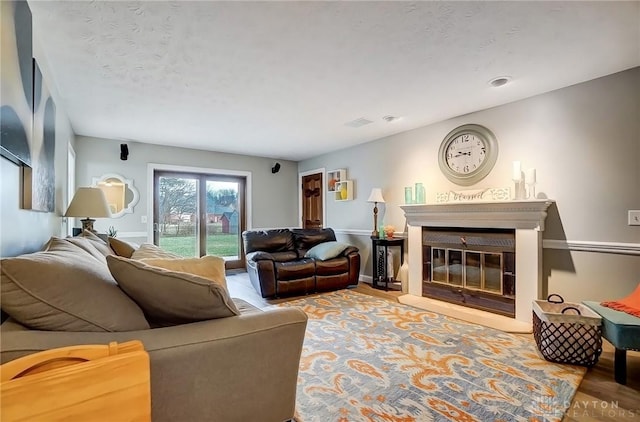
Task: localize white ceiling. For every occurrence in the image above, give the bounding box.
[28,1,640,161]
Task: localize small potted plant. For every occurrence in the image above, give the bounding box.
[384,225,395,238]
[107,226,118,238]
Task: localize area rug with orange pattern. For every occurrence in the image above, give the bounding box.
[277,290,586,422]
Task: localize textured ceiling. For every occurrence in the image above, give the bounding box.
[28,1,640,161]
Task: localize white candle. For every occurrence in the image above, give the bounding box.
[512,161,522,181]
[525,168,536,184]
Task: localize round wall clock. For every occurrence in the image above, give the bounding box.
[438,124,498,186]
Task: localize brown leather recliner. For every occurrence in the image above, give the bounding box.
[242,228,360,298]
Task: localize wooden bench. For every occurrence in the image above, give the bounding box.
[583,301,640,384]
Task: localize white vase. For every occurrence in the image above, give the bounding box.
[398,258,409,293]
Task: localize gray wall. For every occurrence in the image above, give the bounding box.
[300,68,640,303]
[2,12,637,306]
[0,17,75,257]
[74,137,299,243]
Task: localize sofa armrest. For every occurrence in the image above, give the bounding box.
[246,251,275,261]
[247,250,298,263]
[1,307,308,422]
[345,250,361,285]
[341,246,359,257]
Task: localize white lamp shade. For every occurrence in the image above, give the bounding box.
[367,188,385,203]
[65,187,111,218]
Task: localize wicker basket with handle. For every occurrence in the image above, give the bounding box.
[532,294,603,367]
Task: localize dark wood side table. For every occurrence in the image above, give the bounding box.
[371,236,404,290]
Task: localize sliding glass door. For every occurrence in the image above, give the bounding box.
[153,170,246,269]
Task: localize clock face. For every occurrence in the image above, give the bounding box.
[445,133,487,174]
[438,124,498,186]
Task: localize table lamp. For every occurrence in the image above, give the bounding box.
[64,187,111,233]
[367,188,385,238]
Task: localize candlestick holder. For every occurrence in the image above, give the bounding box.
[526,182,537,199]
[512,161,523,200]
[512,177,524,199]
[525,168,537,199]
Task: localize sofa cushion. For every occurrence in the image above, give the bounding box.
[63,232,113,264]
[0,242,150,332]
[45,236,95,256]
[108,237,139,258]
[315,257,349,275]
[291,228,336,256]
[81,230,113,256]
[232,298,263,315]
[131,243,181,259]
[275,258,316,280]
[243,229,295,254]
[139,256,228,290]
[305,241,349,261]
[107,255,240,324]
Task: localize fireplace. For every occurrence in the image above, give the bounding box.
[400,199,554,333]
[422,228,516,317]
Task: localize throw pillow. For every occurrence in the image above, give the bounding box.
[0,246,150,332]
[107,255,239,324]
[108,237,139,258]
[131,243,181,260]
[63,235,112,265]
[44,236,91,255]
[139,255,228,290]
[80,230,113,256]
[305,241,349,261]
[72,230,113,256]
[602,283,640,318]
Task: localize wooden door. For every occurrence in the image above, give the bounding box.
[301,173,323,229]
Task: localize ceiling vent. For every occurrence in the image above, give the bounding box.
[345,117,373,128]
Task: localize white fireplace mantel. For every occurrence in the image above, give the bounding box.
[400,199,555,231]
[400,199,555,333]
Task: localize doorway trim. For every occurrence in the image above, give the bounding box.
[298,167,326,229]
[147,163,252,242]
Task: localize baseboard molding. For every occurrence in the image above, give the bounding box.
[334,228,638,256]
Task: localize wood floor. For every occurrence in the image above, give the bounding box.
[227,273,640,421]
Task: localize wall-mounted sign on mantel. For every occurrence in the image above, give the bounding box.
[435,187,511,203]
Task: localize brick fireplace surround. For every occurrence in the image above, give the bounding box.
[400,199,554,333]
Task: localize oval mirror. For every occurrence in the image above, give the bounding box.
[91,173,139,218]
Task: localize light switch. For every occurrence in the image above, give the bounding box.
[141,215,147,224]
[629,210,640,226]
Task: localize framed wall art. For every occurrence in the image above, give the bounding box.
[0,0,33,167]
[30,59,56,212]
